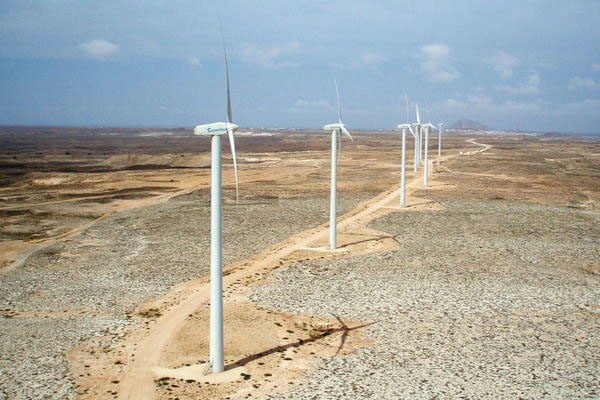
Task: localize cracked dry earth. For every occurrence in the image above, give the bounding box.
[252,200,600,399]
[1,133,599,399]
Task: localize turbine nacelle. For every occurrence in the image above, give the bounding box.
[194,122,239,136]
[323,123,353,140]
[323,122,345,131]
[397,123,415,137]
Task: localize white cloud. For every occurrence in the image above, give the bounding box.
[79,39,119,60]
[361,52,386,65]
[494,73,540,95]
[592,63,600,71]
[241,41,300,68]
[568,76,599,90]
[487,51,519,79]
[435,93,545,116]
[290,99,329,112]
[438,92,600,124]
[419,43,460,83]
[188,56,201,67]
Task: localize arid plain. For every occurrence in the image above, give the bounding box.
[1,127,599,399]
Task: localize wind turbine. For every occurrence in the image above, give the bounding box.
[437,123,444,157]
[323,77,353,250]
[396,123,415,207]
[420,105,437,187]
[192,29,240,374]
[422,122,436,188]
[413,104,422,174]
[420,104,432,166]
[396,93,415,208]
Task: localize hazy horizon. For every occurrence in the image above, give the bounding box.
[2,123,599,137]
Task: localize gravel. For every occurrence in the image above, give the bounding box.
[251,200,600,399]
[0,190,369,400]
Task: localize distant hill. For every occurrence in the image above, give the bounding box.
[449,119,489,131]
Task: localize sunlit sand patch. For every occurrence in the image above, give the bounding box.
[32,177,69,185]
[242,157,282,163]
[153,302,369,399]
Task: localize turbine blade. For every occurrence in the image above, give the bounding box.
[218,15,232,124]
[416,104,421,124]
[226,64,232,124]
[408,126,415,137]
[341,126,353,141]
[227,129,239,204]
[224,48,232,124]
[333,76,341,123]
[404,91,409,124]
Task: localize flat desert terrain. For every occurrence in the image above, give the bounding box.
[1,127,599,399]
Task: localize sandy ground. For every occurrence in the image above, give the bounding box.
[1,130,600,399]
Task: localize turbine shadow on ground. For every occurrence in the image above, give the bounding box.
[406,200,438,208]
[337,234,402,249]
[228,317,377,369]
[330,315,374,359]
[424,183,453,188]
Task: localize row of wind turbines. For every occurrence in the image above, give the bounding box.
[397,102,444,207]
[192,34,444,373]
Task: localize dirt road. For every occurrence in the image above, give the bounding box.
[116,139,490,399]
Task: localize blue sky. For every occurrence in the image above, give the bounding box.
[1,0,599,133]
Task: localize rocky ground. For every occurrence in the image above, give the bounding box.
[1,131,599,399]
[0,190,370,399]
[251,200,600,399]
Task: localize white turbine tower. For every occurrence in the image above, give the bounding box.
[193,30,240,374]
[437,123,444,157]
[420,104,432,165]
[396,123,415,207]
[413,104,422,174]
[396,93,415,208]
[323,77,353,250]
[422,122,436,188]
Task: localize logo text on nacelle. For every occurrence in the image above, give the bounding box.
[207,127,227,133]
